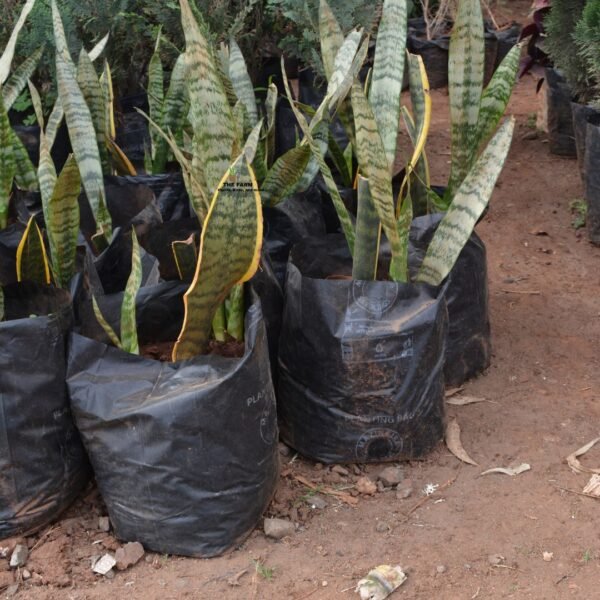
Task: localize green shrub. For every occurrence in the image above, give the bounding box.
[574,0,600,105]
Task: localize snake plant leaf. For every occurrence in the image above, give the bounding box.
[401,106,430,214]
[475,43,520,154]
[172,156,262,360]
[417,117,515,286]
[120,229,142,355]
[351,81,407,282]
[172,234,197,280]
[261,144,312,207]
[0,0,36,85]
[264,82,277,166]
[16,216,51,284]
[447,0,485,197]
[27,79,44,129]
[319,0,345,82]
[328,132,352,187]
[51,0,110,239]
[0,96,15,229]
[45,155,80,288]
[228,38,258,125]
[396,189,412,271]
[282,63,355,253]
[11,128,38,192]
[77,49,110,174]
[225,283,244,340]
[353,176,381,281]
[180,0,236,197]
[153,52,188,173]
[106,137,137,176]
[2,46,43,110]
[369,0,408,171]
[296,118,329,193]
[100,61,116,141]
[92,296,122,349]
[242,118,264,165]
[148,32,164,137]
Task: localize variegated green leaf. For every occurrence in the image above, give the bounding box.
[242,118,263,165]
[106,137,137,176]
[27,79,44,128]
[319,0,345,82]
[173,157,262,360]
[153,52,188,173]
[261,144,311,207]
[351,81,406,282]
[264,82,277,167]
[77,49,110,173]
[2,46,43,110]
[401,106,429,214]
[0,95,16,229]
[16,216,51,284]
[212,303,226,342]
[148,32,164,162]
[101,61,116,140]
[172,234,197,280]
[52,0,109,238]
[448,0,485,196]
[228,38,258,125]
[475,43,520,153]
[327,131,352,187]
[225,283,244,340]
[296,117,329,192]
[353,176,381,281]
[417,117,515,286]
[92,296,122,349]
[45,155,80,288]
[396,190,412,271]
[0,0,36,85]
[11,128,38,192]
[180,0,236,197]
[120,229,142,355]
[369,0,407,171]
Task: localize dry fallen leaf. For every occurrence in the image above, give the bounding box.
[445,387,464,398]
[480,463,531,477]
[446,395,492,406]
[445,419,478,466]
[566,437,600,475]
[582,474,600,497]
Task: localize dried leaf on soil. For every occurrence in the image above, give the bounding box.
[582,474,600,497]
[355,565,407,600]
[566,437,600,475]
[445,419,478,466]
[480,463,531,477]
[446,395,491,406]
[445,387,464,398]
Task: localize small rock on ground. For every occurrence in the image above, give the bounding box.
[98,517,111,532]
[375,521,390,533]
[488,554,505,566]
[307,494,328,510]
[92,554,116,576]
[436,565,447,574]
[356,477,377,495]
[378,466,404,487]
[396,480,413,500]
[264,518,295,540]
[331,465,350,476]
[9,545,28,568]
[115,542,145,571]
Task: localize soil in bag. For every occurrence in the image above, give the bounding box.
[409,214,491,387]
[0,283,90,538]
[583,117,600,245]
[278,235,447,464]
[67,294,279,557]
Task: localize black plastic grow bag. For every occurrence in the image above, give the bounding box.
[67,296,279,557]
[571,102,600,181]
[409,214,491,386]
[278,236,447,464]
[544,68,576,157]
[0,283,90,538]
[584,119,600,245]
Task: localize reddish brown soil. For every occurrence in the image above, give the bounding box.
[6,4,600,598]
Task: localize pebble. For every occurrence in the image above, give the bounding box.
[92,553,117,576]
[98,517,111,532]
[488,554,504,566]
[22,570,31,581]
[375,521,390,533]
[264,518,295,540]
[436,565,447,574]
[308,494,328,510]
[356,477,377,495]
[0,539,22,559]
[115,542,145,571]
[331,465,350,477]
[396,480,413,500]
[378,466,404,487]
[9,545,28,568]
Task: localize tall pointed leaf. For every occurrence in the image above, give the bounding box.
[2,46,43,110]
[11,129,38,191]
[51,0,109,238]
[0,96,15,229]
[120,230,142,354]
[261,144,312,206]
[45,156,81,288]
[172,157,262,360]
[180,0,235,196]
[172,234,197,280]
[16,216,51,284]
[369,0,408,170]
[353,176,381,280]
[148,33,164,162]
[92,296,122,349]
[351,82,406,282]
[319,0,344,81]
[418,118,514,286]
[0,0,36,85]
[447,0,485,196]
[228,39,258,125]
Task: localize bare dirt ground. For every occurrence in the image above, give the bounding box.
[5,2,600,599]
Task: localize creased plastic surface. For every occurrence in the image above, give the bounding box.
[0,283,90,538]
[584,120,600,245]
[545,68,576,157]
[409,214,491,386]
[278,236,447,464]
[67,296,279,557]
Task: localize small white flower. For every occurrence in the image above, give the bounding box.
[422,483,439,496]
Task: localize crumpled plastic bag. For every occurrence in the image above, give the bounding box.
[355,565,407,600]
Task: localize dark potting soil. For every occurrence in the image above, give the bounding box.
[140,338,245,362]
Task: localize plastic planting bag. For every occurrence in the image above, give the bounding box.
[544,68,577,157]
[67,296,279,557]
[0,283,90,537]
[278,236,447,464]
[409,214,491,387]
[584,119,600,245]
[571,103,600,181]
